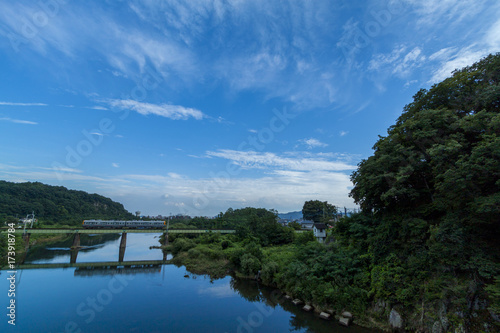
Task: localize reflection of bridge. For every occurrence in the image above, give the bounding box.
[1,228,236,264]
[16,259,168,270]
[13,260,168,277]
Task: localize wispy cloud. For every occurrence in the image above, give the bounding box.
[106,99,205,120]
[88,106,108,111]
[298,138,328,149]
[0,117,38,125]
[339,131,348,137]
[112,163,119,168]
[428,48,487,83]
[369,45,425,78]
[205,149,354,171]
[0,102,47,106]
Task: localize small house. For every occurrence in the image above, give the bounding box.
[313,223,327,243]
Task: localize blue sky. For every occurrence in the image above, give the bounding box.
[0,0,498,216]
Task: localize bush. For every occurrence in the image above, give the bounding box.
[171,238,196,255]
[240,253,261,275]
[221,240,231,250]
[260,261,280,285]
[187,247,202,258]
[244,242,264,261]
[294,231,315,245]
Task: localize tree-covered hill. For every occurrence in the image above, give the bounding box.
[342,53,500,331]
[0,180,135,225]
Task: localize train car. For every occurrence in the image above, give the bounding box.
[83,220,166,229]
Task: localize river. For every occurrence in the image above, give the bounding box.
[1,233,378,332]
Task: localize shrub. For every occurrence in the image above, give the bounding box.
[240,253,261,275]
[171,238,196,255]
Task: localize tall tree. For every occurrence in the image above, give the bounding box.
[302,200,336,223]
[349,53,500,291]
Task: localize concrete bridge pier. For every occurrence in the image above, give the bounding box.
[70,249,79,264]
[71,233,81,249]
[119,232,127,262]
[162,232,169,246]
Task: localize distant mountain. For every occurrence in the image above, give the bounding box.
[278,211,302,220]
[0,180,135,226]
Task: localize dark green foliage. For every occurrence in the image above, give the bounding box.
[302,200,337,223]
[293,231,316,245]
[240,253,261,275]
[171,238,197,255]
[347,53,500,328]
[228,207,294,246]
[0,180,135,225]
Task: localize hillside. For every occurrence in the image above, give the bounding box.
[0,180,135,225]
[343,53,500,331]
[278,211,302,220]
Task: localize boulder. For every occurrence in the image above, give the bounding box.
[302,305,313,312]
[292,299,303,305]
[319,312,331,320]
[389,308,403,330]
[339,317,351,326]
[325,309,335,315]
[342,311,353,319]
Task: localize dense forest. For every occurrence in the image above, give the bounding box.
[0,180,135,225]
[167,54,500,332]
[344,53,500,331]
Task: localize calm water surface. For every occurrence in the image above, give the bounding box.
[1,233,377,332]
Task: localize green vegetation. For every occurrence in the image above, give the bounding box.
[167,54,500,331]
[302,200,336,223]
[0,180,135,226]
[347,53,499,330]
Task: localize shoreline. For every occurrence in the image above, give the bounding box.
[167,249,388,331]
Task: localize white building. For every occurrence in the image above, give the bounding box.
[313,223,327,243]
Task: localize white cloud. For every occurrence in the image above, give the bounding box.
[485,18,500,49]
[88,106,108,111]
[205,149,354,171]
[428,48,488,83]
[106,99,205,120]
[339,131,348,136]
[427,14,500,84]
[0,102,47,106]
[0,117,38,125]
[298,138,328,149]
[0,156,358,216]
[407,0,487,26]
[112,163,120,168]
[369,46,425,77]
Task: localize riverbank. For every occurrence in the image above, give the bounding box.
[162,235,389,331]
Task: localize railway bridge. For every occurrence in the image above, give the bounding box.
[1,228,236,264]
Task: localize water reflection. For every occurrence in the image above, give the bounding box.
[0,234,377,333]
[24,234,121,264]
[228,278,376,333]
[74,265,163,277]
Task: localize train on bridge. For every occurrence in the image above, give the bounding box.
[82,220,166,229]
